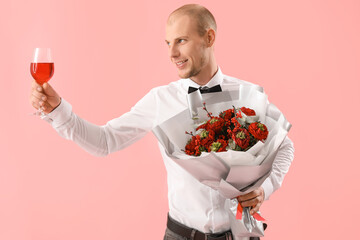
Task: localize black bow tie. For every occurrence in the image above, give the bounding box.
[188,84,222,94]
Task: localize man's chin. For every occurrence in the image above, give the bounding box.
[178,72,190,79]
[177,69,194,79]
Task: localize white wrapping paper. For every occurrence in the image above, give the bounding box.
[152,84,291,239]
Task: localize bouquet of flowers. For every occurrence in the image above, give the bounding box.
[184,103,269,157]
[152,84,291,239]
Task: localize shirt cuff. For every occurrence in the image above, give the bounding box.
[261,177,274,201]
[41,98,72,128]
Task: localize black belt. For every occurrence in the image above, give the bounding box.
[167,214,233,240]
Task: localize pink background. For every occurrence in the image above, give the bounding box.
[1,0,359,239]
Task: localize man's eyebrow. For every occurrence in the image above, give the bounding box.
[175,36,189,40]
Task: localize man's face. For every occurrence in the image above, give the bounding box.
[165,14,209,79]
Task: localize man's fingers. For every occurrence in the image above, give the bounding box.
[30,94,41,104]
[237,187,264,202]
[41,102,53,113]
[31,80,41,90]
[237,190,259,202]
[43,82,57,96]
[250,202,261,215]
[30,93,47,105]
[29,94,51,110]
[240,196,261,208]
[31,99,51,112]
[237,187,265,215]
[31,99,41,110]
[30,80,59,113]
[31,89,47,101]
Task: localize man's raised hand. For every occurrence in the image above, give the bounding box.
[30,80,61,114]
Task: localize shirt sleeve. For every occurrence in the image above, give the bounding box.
[42,89,159,157]
[261,135,295,200]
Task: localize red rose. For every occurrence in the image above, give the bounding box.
[207,117,225,134]
[199,129,215,149]
[220,109,234,121]
[220,109,234,127]
[248,122,269,141]
[241,107,256,116]
[232,128,250,150]
[230,117,243,133]
[208,139,228,152]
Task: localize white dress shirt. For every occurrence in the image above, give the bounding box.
[43,67,294,235]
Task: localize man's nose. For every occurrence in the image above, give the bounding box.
[169,45,180,59]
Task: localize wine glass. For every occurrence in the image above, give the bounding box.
[30,48,54,116]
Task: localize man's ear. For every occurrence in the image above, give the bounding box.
[206,28,216,47]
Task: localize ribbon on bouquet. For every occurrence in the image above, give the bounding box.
[236,202,266,222]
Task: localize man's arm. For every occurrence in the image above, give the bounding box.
[261,136,295,200]
[237,136,295,214]
[30,81,158,157]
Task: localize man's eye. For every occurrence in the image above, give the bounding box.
[178,39,185,43]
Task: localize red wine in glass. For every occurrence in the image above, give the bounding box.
[30,62,54,85]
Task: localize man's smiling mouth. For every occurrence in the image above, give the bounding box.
[176,59,188,68]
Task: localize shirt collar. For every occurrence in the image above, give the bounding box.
[182,66,224,90]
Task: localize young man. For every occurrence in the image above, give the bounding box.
[30,4,294,240]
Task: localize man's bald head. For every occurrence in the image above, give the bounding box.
[168,4,217,37]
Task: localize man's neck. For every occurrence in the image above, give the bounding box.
[190,62,218,86]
